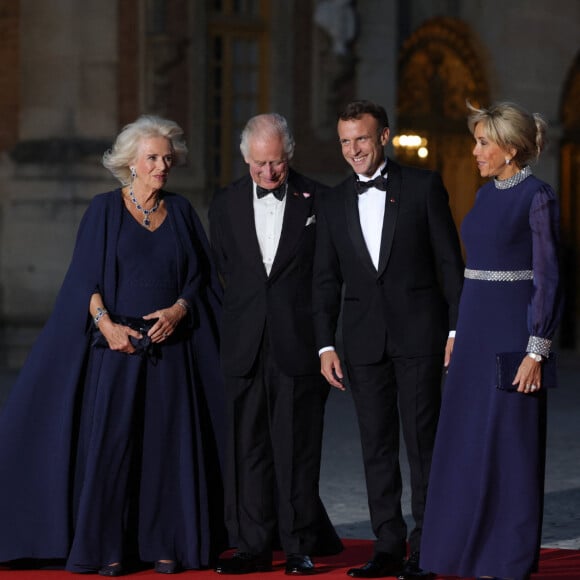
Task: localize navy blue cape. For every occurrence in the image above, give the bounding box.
[0,189,225,561]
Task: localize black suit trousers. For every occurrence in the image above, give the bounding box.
[224,331,331,556]
[347,352,443,556]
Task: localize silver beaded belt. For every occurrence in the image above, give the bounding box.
[464,268,534,282]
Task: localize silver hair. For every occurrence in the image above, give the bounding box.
[102,115,188,185]
[239,113,295,161]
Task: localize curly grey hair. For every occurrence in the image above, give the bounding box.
[102,115,188,185]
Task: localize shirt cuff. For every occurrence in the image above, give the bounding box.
[318,346,335,357]
[448,330,456,338]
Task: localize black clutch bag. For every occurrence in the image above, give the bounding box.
[92,315,158,355]
[496,352,557,391]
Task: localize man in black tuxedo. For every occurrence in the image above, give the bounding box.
[210,113,342,575]
[313,101,464,579]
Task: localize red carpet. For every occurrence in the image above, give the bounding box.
[1,540,579,579]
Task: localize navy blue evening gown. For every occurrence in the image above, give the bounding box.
[420,173,561,580]
[68,210,222,571]
[0,191,227,573]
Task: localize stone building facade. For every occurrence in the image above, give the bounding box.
[0,0,579,366]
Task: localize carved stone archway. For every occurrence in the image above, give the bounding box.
[396,17,489,230]
[559,52,580,347]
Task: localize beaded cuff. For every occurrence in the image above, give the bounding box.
[527,336,552,358]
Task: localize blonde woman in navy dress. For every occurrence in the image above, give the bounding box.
[420,102,562,580]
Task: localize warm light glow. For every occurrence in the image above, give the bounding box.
[393,134,428,160]
[393,134,427,150]
[402,134,422,147]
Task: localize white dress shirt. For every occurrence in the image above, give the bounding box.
[357,162,388,270]
[253,182,287,275]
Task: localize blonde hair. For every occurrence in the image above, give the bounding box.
[102,115,188,185]
[467,101,547,167]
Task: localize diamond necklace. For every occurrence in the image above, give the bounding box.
[128,185,160,227]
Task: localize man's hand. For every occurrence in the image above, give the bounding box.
[320,350,346,391]
[444,337,455,368]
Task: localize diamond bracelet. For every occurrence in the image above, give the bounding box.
[93,307,109,327]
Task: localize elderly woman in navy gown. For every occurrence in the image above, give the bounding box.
[0,116,226,575]
[419,102,562,580]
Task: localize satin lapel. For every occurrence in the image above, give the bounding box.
[377,161,401,276]
[344,177,379,277]
[229,179,268,279]
[268,181,311,280]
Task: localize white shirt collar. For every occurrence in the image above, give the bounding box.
[356,159,388,182]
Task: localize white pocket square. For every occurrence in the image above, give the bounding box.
[306,215,316,226]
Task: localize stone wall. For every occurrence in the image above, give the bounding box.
[0,0,579,366]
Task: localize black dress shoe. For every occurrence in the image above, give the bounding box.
[397,552,434,579]
[347,553,404,578]
[285,554,316,575]
[214,552,273,574]
[155,560,179,574]
[98,563,124,577]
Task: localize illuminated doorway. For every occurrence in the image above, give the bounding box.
[395,17,489,231]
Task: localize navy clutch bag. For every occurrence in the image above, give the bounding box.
[92,314,158,355]
[496,352,557,391]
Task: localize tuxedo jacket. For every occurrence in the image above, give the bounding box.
[210,169,324,377]
[313,158,464,364]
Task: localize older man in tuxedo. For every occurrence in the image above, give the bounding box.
[210,113,342,576]
[313,100,464,579]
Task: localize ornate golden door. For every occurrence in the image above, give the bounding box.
[395,17,489,235]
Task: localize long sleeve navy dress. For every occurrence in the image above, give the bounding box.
[420,171,562,580]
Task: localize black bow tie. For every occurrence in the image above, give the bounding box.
[355,174,388,195]
[257,184,286,201]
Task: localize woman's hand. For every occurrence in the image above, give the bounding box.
[98,317,143,354]
[143,302,188,343]
[512,355,542,394]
